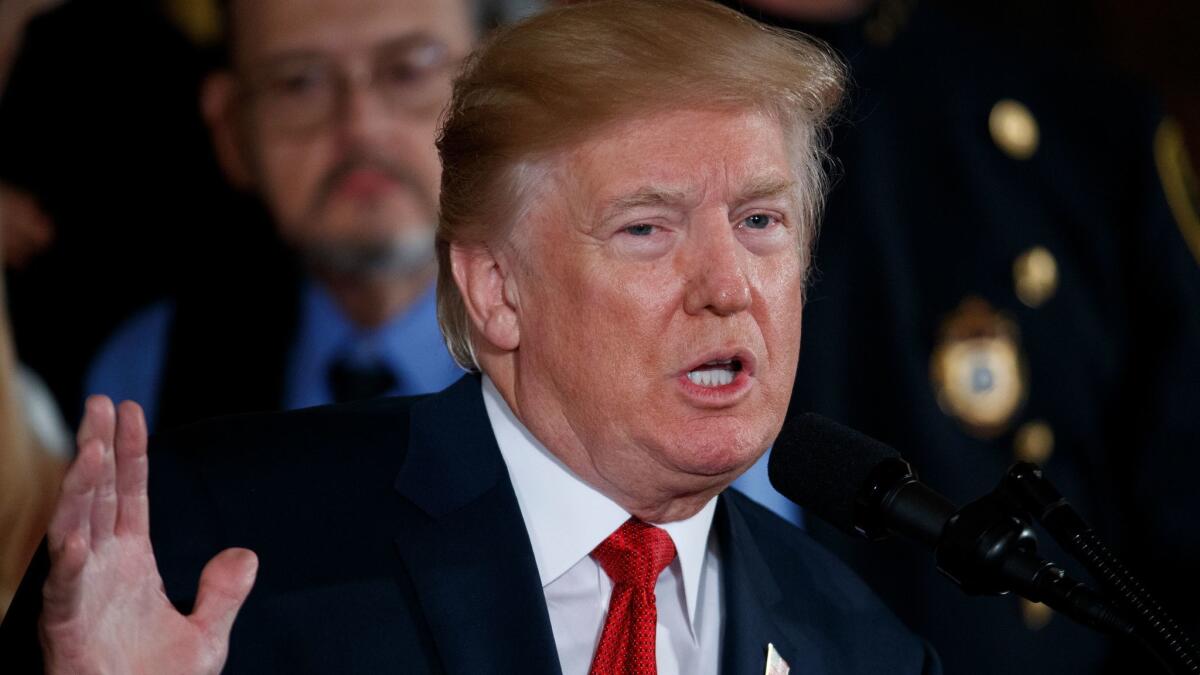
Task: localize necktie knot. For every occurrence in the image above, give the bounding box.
[591,518,676,591]
[327,350,398,403]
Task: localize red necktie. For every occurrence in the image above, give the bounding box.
[588,518,678,675]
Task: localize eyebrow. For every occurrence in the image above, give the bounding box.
[600,187,693,219]
[735,175,797,203]
[597,174,798,222]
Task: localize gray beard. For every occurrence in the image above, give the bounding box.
[300,229,436,280]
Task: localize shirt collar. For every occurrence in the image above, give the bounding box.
[481,376,717,629]
[285,278,461,408]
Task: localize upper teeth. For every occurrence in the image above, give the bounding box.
[688,369,735,387]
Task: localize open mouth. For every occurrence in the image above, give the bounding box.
[686,357,745,388]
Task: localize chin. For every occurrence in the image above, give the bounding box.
[659,422,770,478]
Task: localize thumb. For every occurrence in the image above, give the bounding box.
[191,547,258,641]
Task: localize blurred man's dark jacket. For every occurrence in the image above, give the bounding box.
[730,1,1200,673]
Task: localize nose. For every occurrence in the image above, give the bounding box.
[683,220,752,316]
[335,79,392,146]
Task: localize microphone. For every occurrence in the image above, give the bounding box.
[767,412,1133,637]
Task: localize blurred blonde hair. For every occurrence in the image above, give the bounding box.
[0,250,64,619]
[435,0,845,370]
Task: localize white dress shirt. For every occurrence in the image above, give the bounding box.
[482,377,723,675]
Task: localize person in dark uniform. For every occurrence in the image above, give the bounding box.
[725,1,1200,673]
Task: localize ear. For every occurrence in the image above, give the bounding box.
[449,242,521,353]
[201,72,255,189]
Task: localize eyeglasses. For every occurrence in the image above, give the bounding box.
[239,36,460,135]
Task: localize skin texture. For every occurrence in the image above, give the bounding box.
[202,0,474,327]
[455,109,807,523]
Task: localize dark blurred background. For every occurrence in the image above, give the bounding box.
[0,0,1197,673]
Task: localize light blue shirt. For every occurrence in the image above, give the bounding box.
[732,447,806,528]
[85,279,463,431]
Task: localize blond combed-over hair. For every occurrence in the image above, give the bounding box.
[436,0,845,370]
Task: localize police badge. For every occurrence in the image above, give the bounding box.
[929,297,1027,438]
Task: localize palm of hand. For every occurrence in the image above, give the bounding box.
[39,397,257,675]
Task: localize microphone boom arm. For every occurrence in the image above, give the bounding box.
[860,458,1134,637]
[999,463,1200,675]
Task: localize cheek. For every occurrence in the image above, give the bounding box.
[253,134,334,221]
[525,256,675,373]
[404,121,444,189]
[588,258,685,336]
[754,254,805,365]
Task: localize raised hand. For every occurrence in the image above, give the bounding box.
[39,396,258,675]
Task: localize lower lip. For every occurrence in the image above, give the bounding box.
[676,368,754,407]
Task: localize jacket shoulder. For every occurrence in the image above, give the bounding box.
[150,393,422,465]
[144,395,425,600]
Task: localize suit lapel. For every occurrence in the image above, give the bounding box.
[718,492,837,675]
[391,379,852,675]
[392,376,562,675]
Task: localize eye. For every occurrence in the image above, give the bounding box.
[259,64,331,100]
[278,73,322,94]
[743,213,775,230]
[623,223,657,237]
[380,59,426,85]
[379,41,449,85]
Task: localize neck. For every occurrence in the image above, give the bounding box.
[482,363,730,524]
[626,490,723,524]
[316,263,435,329]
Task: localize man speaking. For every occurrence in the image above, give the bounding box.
[1,1,938,672]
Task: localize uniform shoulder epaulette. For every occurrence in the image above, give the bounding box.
[1154,117,1200,264]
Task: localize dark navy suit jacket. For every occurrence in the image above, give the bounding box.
[2,376,938,674]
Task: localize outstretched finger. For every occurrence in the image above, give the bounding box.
[114,400,150,537]
[76,395,116,454]
[191,548,258,645]
[46,437,102,554]
[78,396,118,541]
[40,532,89,625]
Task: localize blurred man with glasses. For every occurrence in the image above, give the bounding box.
[85,0,496,430]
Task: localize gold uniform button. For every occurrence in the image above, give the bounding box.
[990,99,1040,160]
[1013,246,1059,308]
[1014,420,1055,464]
[1020,598,1054,630]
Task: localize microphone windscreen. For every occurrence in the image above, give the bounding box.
[768,412,899,534]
